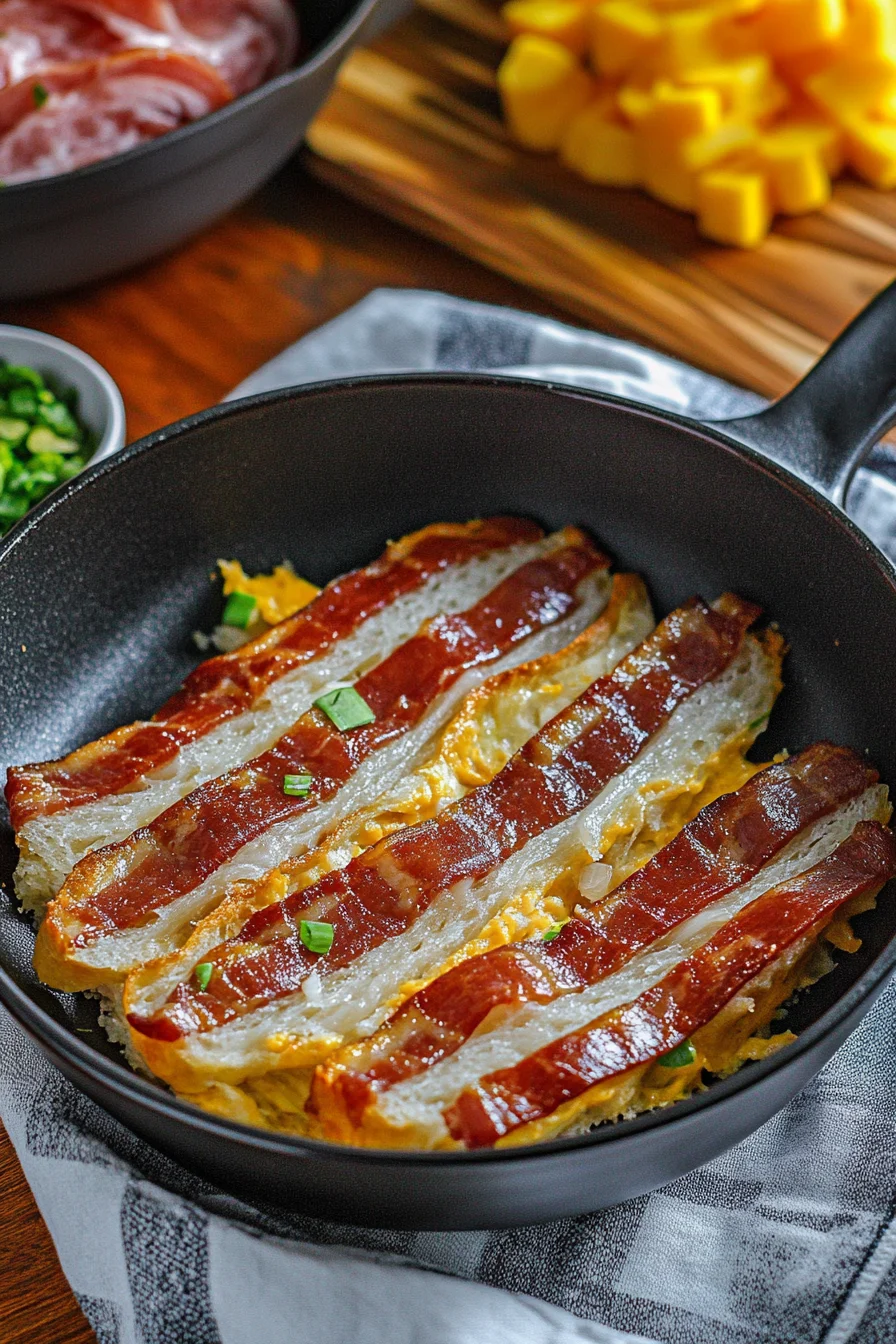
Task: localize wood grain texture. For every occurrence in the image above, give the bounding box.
[306,0,896,398]
[0,170,593,1344]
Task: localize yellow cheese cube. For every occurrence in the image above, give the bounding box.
[644,79,724,137]
[841,114,896,185]
[806,56,896,118]
[676,56,773,117]
[761,116,844,173]
[502,0,590,56]
[678,120,758,171]
[617,82,654,123]
[497,35,594,150]
[846,0,896,60]
[697,168,772,246]
[757,137,831,211]
[561,105,641,181]
[639,138,698,207]
[589,2,662,77]
[656,9,732,75]
[754,0,845,57]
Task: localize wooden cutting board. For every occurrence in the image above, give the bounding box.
[306,0,896,398]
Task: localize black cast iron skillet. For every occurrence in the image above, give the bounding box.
[0,0,408,301]
[2,285,896,1230]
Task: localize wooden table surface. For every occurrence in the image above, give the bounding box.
[0,157,634,1344]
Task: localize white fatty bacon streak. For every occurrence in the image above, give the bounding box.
[15,534,557,912]
[377,783,889,1142]
[70,567,614,977]
[108,580,653,1040]
[144,631,780,1085]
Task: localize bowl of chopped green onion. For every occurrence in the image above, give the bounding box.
[0,325,126,537]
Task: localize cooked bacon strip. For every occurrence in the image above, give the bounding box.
[310,742,874,1125]
[7,518,540,830]
[443,820,896,1147]
[50,537,605,950]
[128,593,759,1045]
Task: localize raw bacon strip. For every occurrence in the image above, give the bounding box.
[66,1,299,93]
[0,49,234,183]
[310,742,875,1125]
[0,2,117,90]
[8,518,540,829]
[127,593,759,1047]
[443,820,896,1147]
[38,534,609,986]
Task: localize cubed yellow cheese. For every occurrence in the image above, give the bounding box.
[589,2,661,77]
[806,56,896,118]
[617,81,654,123]
[656,9,732,76]
[639,138,698,207]
[498,34,594,150]
[676,55,773,117]
[561,104,640,181]
[697,168,771,246]
[643,79,724,137]
[502,0,590,56]
[757,137,831,211]
[846,0,896,60]
[677,120,758,171]
[754,0,845,57]
[760,117,844,175]
[840,113,896,185]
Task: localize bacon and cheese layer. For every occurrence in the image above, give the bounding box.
[310,742,878,1136]
[446,821,896,1148]
[8,517,547,912]
[124,593,781,1093]
[323,767,890,1150]
[37,530,612,990]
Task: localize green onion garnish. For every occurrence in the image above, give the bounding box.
[314,685,376,732]
[194,962,213,991]
[32,83,49,109]
[221,590,257,629]
[300,920,334,955]
[283,772,313,797]
[657,1039,697,1068]
[542,920,568,943]
[747,713,770,732]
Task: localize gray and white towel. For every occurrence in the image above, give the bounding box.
[2,289,895,1344]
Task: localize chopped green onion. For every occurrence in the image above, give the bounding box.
[221,590,257,629]
[747,713,770,732]
[657,1039,697,1069]
[194,962,214,991]
[283,772,313,797]
[299,920,334,955]
[8,388,38,418]
[26,426,80,455]
[0,418,29,446]
[542,920,569,943]
[32,83,49,108]
[314,685,376,732]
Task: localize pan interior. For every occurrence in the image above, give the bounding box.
[1,376,895,1135]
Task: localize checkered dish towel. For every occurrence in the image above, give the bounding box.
[3,291,895,1344]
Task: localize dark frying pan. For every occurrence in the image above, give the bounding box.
[0,0,408,301]
[3,286,896,1231]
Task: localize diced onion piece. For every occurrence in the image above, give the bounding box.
[578,860,613,902]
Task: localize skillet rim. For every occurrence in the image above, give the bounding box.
[0,0,378,198]
[2,369,895,1167]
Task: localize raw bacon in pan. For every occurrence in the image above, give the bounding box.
[0,51,233,183]
[0,2,117,89]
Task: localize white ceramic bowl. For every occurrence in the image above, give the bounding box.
[0,325,126,467]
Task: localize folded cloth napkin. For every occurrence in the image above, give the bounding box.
[3,289,895,1344]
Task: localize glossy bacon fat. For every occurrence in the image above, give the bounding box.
[445,821,896,1147]
[310,742,876,1129]
[0,0,297,184]
[37,530,611,987]
[11,518,549,912]
[125,593,761,1071]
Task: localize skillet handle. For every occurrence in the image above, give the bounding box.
[705,280,896,508]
